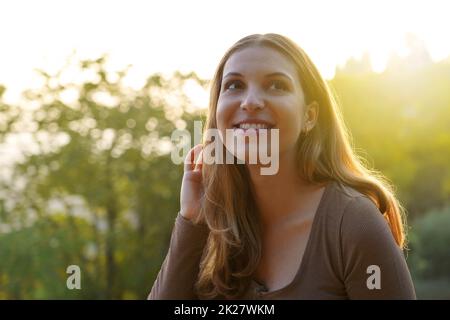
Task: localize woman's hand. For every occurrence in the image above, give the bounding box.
[180,144,204,221]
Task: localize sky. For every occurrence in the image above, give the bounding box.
[0,0,449,104]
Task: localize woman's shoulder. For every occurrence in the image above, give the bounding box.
[324,181,391,241]
[326,181,394,247]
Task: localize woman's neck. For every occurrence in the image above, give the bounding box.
[246,152,318,228]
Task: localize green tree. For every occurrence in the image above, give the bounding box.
[0,56,206,298]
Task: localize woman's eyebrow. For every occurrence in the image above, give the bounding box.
[265,72,294,83]
[223,72,243,79]
[223,71,294,83]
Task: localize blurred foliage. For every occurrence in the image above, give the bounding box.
[0,47,449,298]
[0,56,206,299]
[408,206,450,299]
[409,206,450,279]
[332,59,450,217]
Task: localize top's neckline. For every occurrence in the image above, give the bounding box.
[250,180,335,297]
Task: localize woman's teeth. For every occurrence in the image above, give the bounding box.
[238,123,270,130]
[232,123,273,136]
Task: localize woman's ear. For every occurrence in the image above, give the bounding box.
[303,101,319,133]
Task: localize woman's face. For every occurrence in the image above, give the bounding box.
[216,45,307,163]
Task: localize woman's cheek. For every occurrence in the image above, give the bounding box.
[217,97,237,128]
[278,122,301,154]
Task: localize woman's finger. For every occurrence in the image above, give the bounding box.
[184,144,203,172]
[194,148,203,172]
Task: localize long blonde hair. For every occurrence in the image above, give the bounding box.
[194,33,407,299]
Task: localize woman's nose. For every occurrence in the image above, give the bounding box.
[240,87,265,111]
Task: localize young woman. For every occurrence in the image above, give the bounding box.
[149,33,416,299]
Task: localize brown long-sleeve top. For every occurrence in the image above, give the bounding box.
[148,180,416,299]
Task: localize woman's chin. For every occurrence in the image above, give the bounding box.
[229,144,273,165]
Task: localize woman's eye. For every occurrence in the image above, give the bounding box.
[269,80,288,91]
[224,80,243,91]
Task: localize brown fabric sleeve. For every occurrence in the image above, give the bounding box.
[148,213,209,299]
[340,196,416,299]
